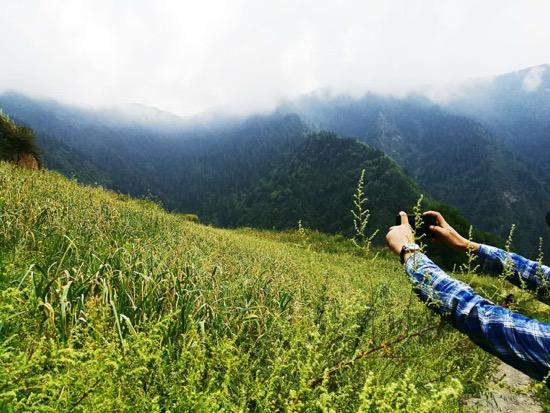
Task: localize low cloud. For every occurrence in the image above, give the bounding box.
[522,66,546,92]
[1,0,550,116]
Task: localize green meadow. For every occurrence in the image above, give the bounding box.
[2,162,544,412]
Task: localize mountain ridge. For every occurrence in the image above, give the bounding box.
[1,65,548,257]
[280,91,550,257]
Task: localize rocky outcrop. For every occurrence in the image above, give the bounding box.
[16,152,40,170]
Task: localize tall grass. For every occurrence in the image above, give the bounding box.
[0,162,496,411]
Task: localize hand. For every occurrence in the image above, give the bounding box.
[386,211,415,258]
[423,211,480,253]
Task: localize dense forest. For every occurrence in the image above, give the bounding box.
[283,93,550,257]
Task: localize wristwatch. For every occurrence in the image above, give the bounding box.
[400,243,420,264]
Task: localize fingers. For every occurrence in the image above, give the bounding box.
[429,225,446,237]
[423,210,447,227]
[399,211,409,226]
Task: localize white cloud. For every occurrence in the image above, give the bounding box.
[522,66,546,92]
[1,0,549,116]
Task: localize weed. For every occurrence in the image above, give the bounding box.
[351,169,379,253]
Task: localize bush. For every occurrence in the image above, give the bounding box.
[0,111,40,164]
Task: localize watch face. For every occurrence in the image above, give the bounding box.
[404,243,419,252]
[400,244,419,264]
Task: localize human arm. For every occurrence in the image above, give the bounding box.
[385,214,550,381]
[423,211,550,294]
[476,244,550,294]
[405,252,550,381]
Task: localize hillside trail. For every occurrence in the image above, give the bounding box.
[464,362,543,412]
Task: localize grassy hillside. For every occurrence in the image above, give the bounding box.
[2,162,544,411]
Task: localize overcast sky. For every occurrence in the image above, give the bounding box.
[1,0,549,117]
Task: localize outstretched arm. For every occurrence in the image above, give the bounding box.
[386,212,550,381]
[423,211,550,294]
[476,244,550,294]
[405,252,550,381]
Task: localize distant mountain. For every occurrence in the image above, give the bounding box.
[0,92,428,243]
[282,92,550,256]
[444,64,550,179]
[215,131,423,234]
[0,92,222,189]
[0,91,193,132]
[99,103,187,129]
[1,87,544,257]
[36,133,113,186]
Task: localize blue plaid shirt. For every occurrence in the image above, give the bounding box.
[405,244,550,382]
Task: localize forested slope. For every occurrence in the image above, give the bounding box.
[226,131,421,234]
[285,93,550,257]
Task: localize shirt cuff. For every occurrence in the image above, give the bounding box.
[477,243,493,259]
[476,243,504,269]
[404,251,425,266]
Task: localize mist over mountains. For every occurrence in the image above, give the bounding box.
[445,64,550,179]
[1,65,549,259]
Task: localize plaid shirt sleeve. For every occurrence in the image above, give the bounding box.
[476,244,550,293]
[405,252,550,381]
